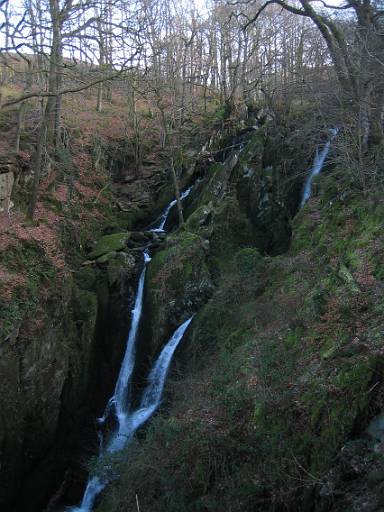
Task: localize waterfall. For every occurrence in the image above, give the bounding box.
[69,310,193,511]
[150,186,192,232]
[300,128,339,208]
[70,317,193,512]
[68,178,196,511]
[112,251,151,422]
[70,477,105,512]
[107,316,194,453]
[97,251,151,428]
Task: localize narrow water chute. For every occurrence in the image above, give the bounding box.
[151,186,192,232]
[107,316,194,452]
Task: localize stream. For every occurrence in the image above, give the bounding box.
[69,188,194,512]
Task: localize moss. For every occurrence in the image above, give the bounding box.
[224,328,252,353]
[142,230,212,357]
[147,248,168,279]
[185,205,210,232]
[107,252,134,286]
[233,247,263,275]
[238,129,266,166]
[72,285,98,325]
[338,263,360,292]
[0,241,57,339]
[198,162,225,206]
[284,326,305,349]
[88,232,130,259]
[96,251,118,264]
[334,357,374,396]
[304,356,376,475]
[114,209,147,230]
[209,198,256,271]
[74,266,97,291]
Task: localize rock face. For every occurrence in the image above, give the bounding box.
[95,129,384,512]
[140,232,214,361]
[0,246,141,511]
[0,275,97,509]
[137,124,306,370]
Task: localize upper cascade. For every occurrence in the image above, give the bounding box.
[150,186,193,232]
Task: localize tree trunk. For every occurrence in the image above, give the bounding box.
[170,155,184,226]
[15,101,27,153]
[46,0,62,146]
[27,102,52,220]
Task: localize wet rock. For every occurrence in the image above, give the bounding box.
[141,231,214,358]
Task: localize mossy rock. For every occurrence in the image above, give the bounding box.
[88,232,130,260]
[237,129,266,166]
[96,251,118,264]
[74,266,97,291]
[209,198,257,271]
[142,230,213,356]
[107,252,136,286]
[72,285,98,325]
[233,247,263,275]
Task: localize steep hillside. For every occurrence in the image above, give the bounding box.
[0,86,209,510]
[96,124,384,512]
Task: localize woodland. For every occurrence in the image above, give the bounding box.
[0,1,384,511]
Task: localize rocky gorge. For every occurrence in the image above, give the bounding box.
[0,104,383,512]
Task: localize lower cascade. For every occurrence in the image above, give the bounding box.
[70,304,193,511]
[97,250,151,431]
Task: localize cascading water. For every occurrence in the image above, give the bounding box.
[97,251,151,428]
[70,317,194,512]
[300,128,339,208]
[107,316,193,453]
[150,186,192,232]
[68,194,195,511]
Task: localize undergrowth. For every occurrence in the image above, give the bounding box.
[97,186,384,512]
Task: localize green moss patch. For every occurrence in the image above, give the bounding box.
[88,232,130,260]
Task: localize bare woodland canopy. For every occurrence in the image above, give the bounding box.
[0,0,383,216]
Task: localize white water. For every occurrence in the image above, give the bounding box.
[97,251,151,428]
[113,251,151,421]
[107,316,193,453]
[70,477,105,512]
[69,309,193,511]
[151,186,192,232]
[69,251,150,511]
[70,181,195,511]
[300,128,339,208]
